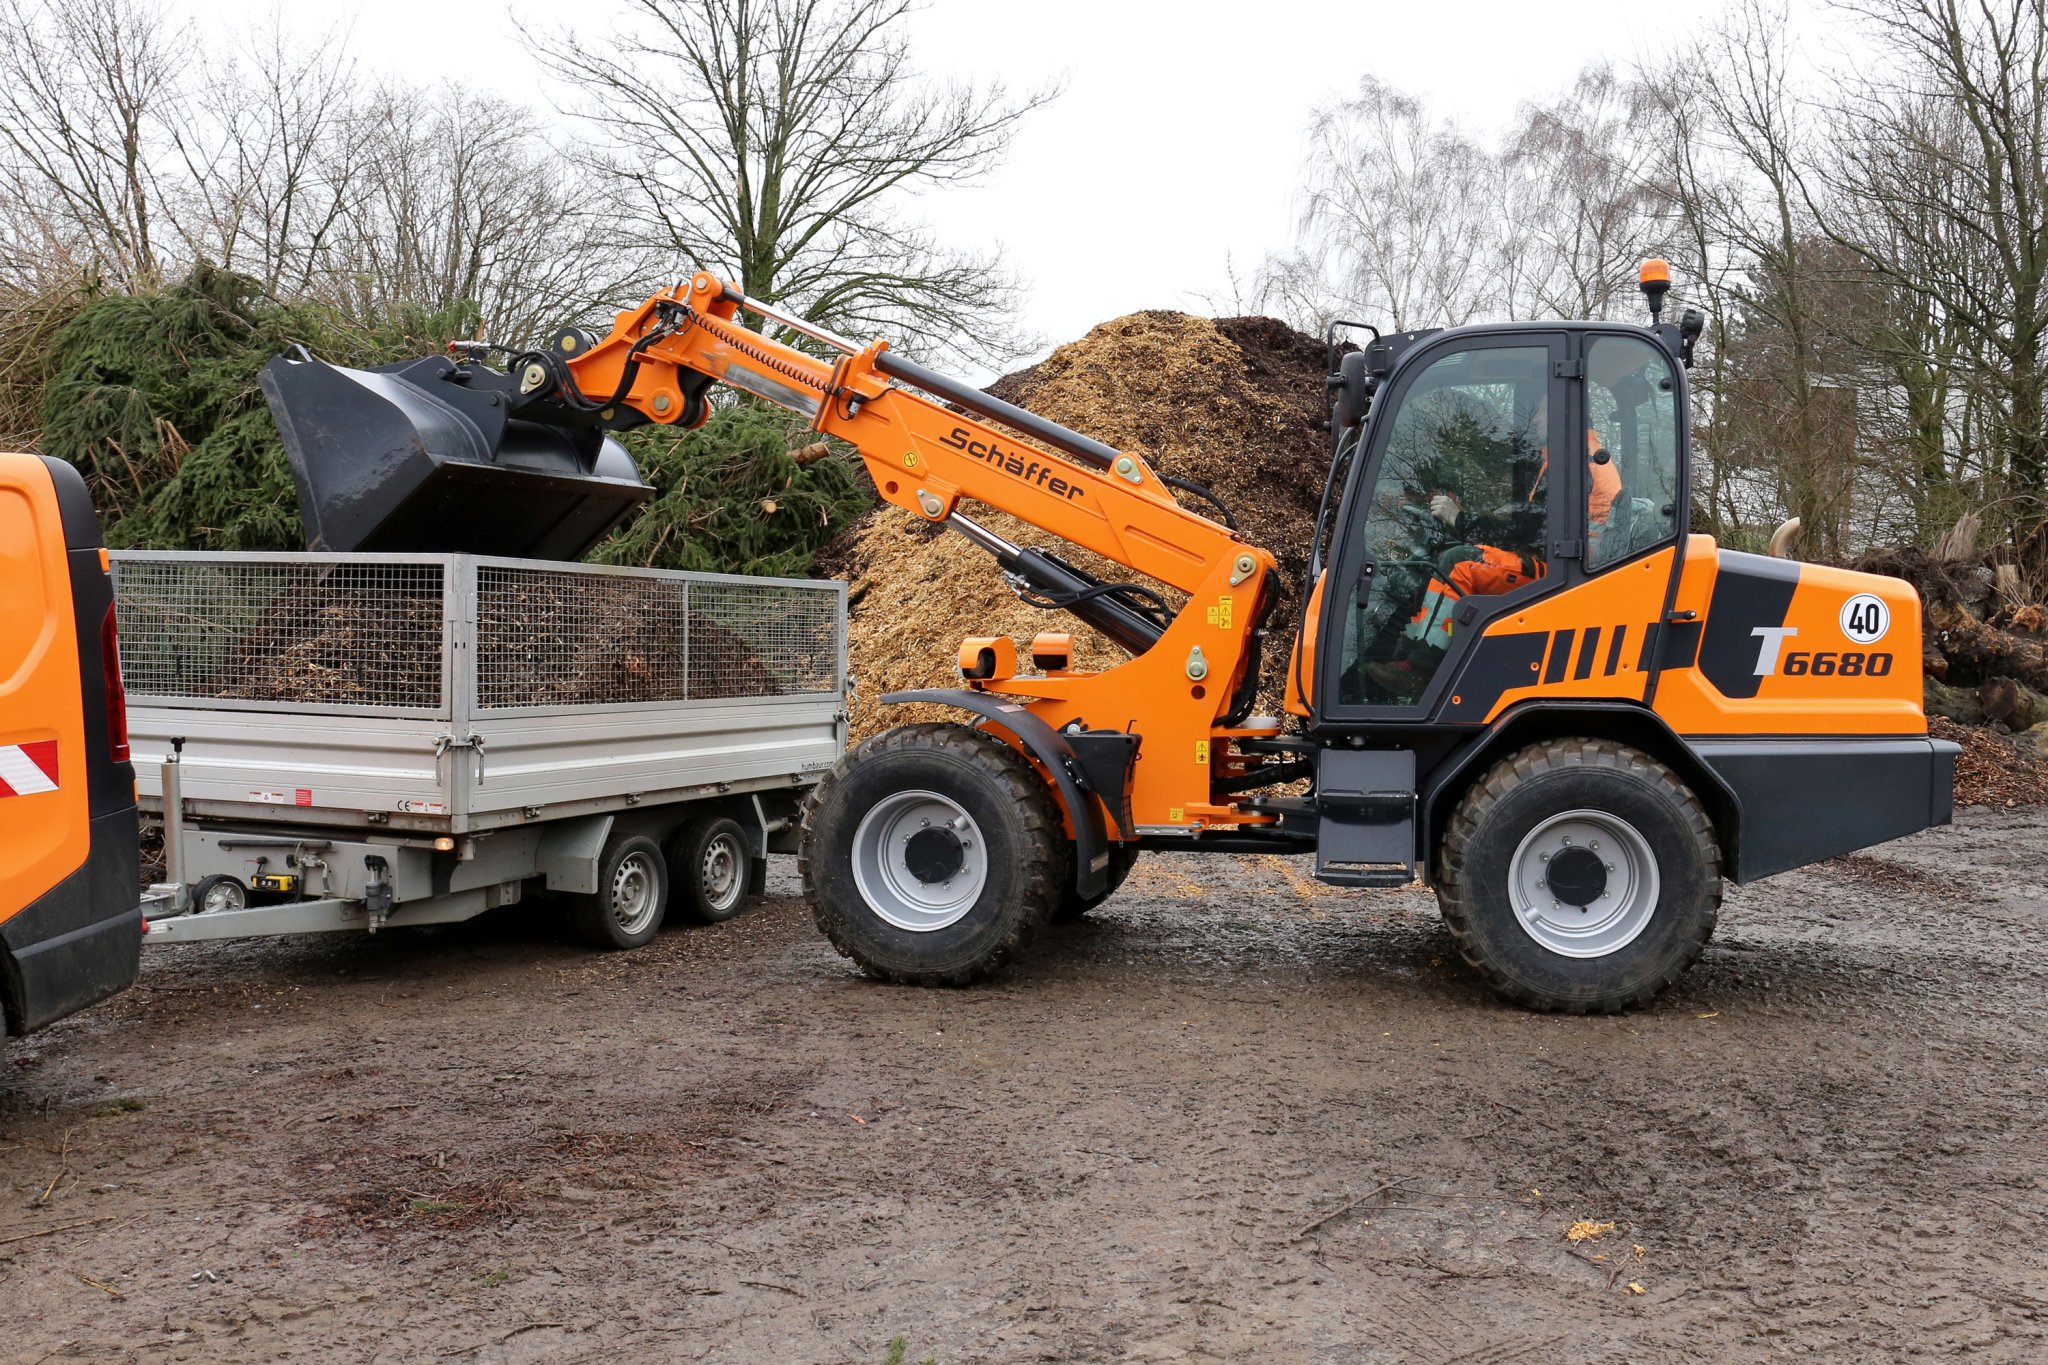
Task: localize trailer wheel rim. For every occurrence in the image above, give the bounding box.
[700,832,745,914]
[849,789,989,932]
[1508,808,1660,959]
[609,851,661,936]
[199,879,246,914]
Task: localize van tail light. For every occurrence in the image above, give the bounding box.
[100,602,130,763]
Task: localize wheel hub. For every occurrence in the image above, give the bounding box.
[1507,809,1661,959]
[1544,846,1607,907]
[849,789,990,933]
[904,827,966,883]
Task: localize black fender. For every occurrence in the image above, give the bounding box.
[1416,700,1742,879]
[882,689,1109,899]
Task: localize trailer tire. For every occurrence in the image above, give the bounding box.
[800,722,1063,985]
[1436,738,1720,1014]
[567,834,669,951]
[1052,844,1139,922]
[671,816,751,924]
[190,874,247,915]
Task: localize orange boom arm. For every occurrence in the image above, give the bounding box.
[544,274,1281,835]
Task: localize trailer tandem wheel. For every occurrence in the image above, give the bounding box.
[800,723,1064,985]
[567,834,670,950]
[671,815,752,924]
[1436,737,1721,1014]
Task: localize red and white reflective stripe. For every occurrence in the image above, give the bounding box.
[0,740,60,798]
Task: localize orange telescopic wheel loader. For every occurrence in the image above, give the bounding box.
[268,260,1955,1012]
[0,453,143,1036]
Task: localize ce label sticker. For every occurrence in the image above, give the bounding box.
[1841,593,1890,645]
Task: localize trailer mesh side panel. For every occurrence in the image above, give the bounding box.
[474,566,839,709]
[113,558,446,708]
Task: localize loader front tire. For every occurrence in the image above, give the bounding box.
[800,723,1064,985]
[1436,738,1720,1014]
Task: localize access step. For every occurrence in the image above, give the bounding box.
[1314,862,1418,888]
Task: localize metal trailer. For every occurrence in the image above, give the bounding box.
[112,551,847,948]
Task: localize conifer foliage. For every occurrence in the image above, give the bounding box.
[32,265,872,574]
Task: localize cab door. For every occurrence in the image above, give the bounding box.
[1312,332,1574,729]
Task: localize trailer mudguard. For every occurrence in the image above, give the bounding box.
[882,689,1109,899]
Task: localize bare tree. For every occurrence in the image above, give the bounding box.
[1822,0,2048,529]
[0,0,190,289]
[1258,77,1499,333]
[305,86,623,344]
[522,0,1056,362]
[165,17,368,299]
[1500,65,1669,322]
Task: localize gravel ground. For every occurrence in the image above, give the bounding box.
[3,807,2045,1364]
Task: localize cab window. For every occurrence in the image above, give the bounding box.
[1584,336,1681,570]
[1336,344,1552,707]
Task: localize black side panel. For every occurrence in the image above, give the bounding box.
[1,810,142,1035]
[1437,630,1549,723]
[1694,738,1958,882]
[1696,552,1799,700]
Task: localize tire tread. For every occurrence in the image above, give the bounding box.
[1437,738,1721,1014]
[798,723,1065,985]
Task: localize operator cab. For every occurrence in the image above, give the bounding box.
[1312,321,1687,724]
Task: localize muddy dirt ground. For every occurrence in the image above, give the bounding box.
[4,808,2045,1364]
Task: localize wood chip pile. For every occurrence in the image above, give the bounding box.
[821,311,1333,737]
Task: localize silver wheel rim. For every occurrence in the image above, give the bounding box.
[200,880,244,914]
[1507,808,1660,958]
[700,832,745,914]
[850,789,989,932]
[609,851,661,936]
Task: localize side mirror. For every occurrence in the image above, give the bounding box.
[1333,351,1374,429]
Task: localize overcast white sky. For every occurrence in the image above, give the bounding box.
[209,0,1744,369]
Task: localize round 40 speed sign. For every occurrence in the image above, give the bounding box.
[1840,593,1890,645]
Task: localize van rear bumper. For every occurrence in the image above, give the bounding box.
[2,808,143,1035]
[1692,736,1960,883]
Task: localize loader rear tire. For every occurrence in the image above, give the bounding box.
[1052,844,1139,922]
[1436,738,1720,1014]
[800,723,1064,985]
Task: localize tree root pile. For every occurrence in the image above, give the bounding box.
[1855,544,2048,804]
[822,311,1334,737]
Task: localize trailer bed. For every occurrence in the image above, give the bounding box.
[113,552,847,834]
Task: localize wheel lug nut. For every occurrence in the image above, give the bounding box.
[1605,862,1614,872]
[1539,852,1550,862]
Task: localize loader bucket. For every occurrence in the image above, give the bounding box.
[258,353,654,560]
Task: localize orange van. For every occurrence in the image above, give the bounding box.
[0,453,142,1035]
